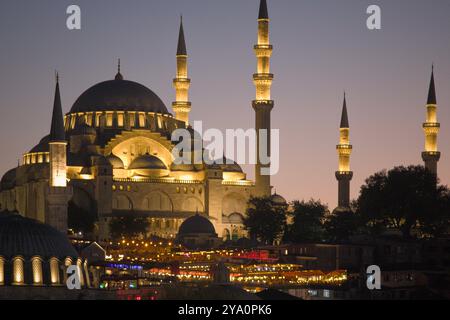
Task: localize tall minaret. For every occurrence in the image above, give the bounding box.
[172,16,191,125]
[335,94,353,209]
[253,0,273,197]
[422,66,440,177]
[46,74,72,232]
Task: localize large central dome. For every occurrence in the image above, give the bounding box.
[70,74,170,115]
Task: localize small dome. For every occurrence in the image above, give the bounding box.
[271,193,287,206]
[206,157,243,173]
[221,160,243,173]
[29,135,50,153]
[1,168,16,191]
[129,154,167,170]
[107,154,124,169]
[0,212,78,260]
[178,214,216,235]
[70,78,169,115]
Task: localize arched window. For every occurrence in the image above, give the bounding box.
[143,191,173,212]
[12,256,24,285]
[50,258,60,285]
[31,256,43,285]
[77,259,85,287]
[112,195,133,210]
[83,260,91,288]
[0,256,4,285]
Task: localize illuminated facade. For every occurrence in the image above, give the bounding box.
[335,94,353,209]
[0,1,280,241]
[422,66,440,176]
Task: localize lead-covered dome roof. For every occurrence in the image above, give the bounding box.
[70,74,169,115]
[178,214,216,235]
[0,212,78,260]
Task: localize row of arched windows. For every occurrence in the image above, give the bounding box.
[0,256,90,287]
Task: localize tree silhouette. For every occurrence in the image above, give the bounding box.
[243,197,287,245]
[284,199,328,243]
[356,165,448,238]
[324,208,361,242]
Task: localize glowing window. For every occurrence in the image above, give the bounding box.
[139,113,146,127]
[13,257,24,285]
[0,257,4,285]
[117,113,124,127]
[106,113,113,127]
[129,113,136,127]
[50,258,60,285]
[31,257,43,285]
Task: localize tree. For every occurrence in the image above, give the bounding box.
[324,208,361,242]
[243,197,287,245]
[68,200,97,234]
[284,199,328,243]
[356,165,446,238]
[419,187,450,238]
[109,215,149,240]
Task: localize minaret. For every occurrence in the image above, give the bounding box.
[172,16,191,125]
[335,94,353,209]
[422,66,440,176]
[253,0,273,197]
[46,73,72,232]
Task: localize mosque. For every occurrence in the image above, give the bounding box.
[0,0,441,243]
[0,0,286,242]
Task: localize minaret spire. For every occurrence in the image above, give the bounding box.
[49,72,65,142]
[258,0,269,19]
[172,16,192,125]
[177,15,187,56]
[336,93,353,209]
[427,64,436,105]
[253,0,274,196]
[340,92,349,128]
[422,65,440,177]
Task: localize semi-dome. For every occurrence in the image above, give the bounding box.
[178,214,216,235]
[107,154,125,169]
[0,212,78,260]
[129,154,167,170]
[220,158,243,173]
[70,76,170,115]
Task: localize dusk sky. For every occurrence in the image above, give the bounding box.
[1,0,450,209]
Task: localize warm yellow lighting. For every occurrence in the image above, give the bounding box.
[13,257,24,285]
[32,257,43,285]
[50,258,60,285]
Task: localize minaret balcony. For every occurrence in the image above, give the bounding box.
[253,73,274,81]
[336,144,352,151]
[254,45,273,57]
[335,171,353,180]
[423,123,440,134]
[422,151,441,161]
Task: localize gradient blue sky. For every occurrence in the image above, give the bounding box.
[1,0,450,209]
